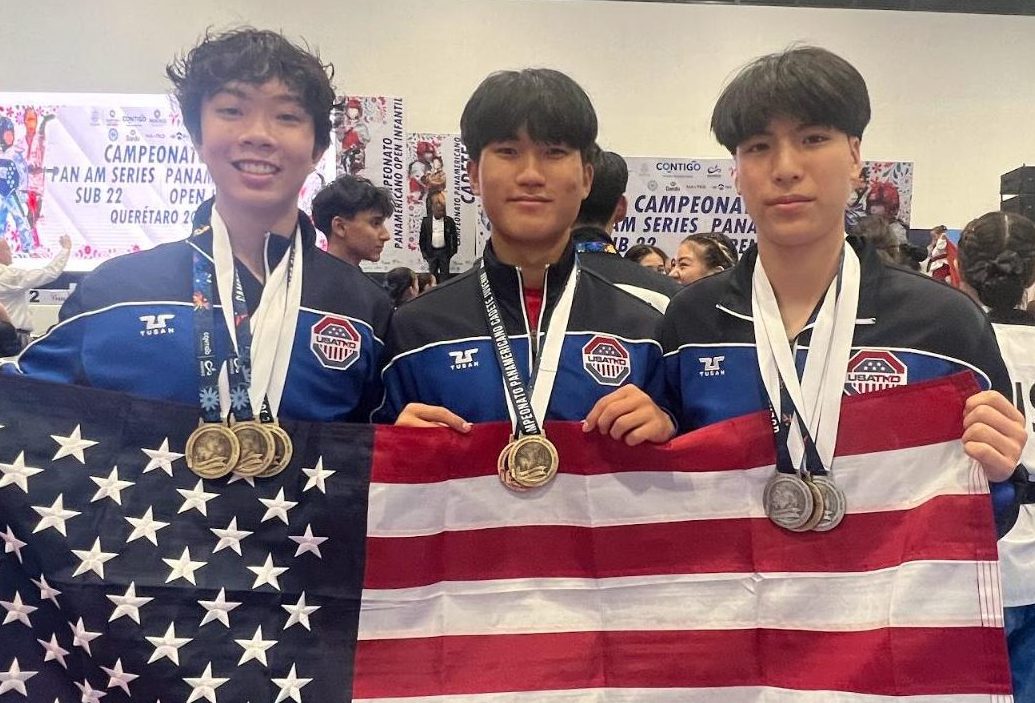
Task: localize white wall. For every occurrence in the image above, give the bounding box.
[6,0,1034,227]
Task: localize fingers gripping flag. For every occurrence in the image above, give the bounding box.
[0,373,1012,701]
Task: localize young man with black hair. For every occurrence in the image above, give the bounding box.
[661,46,1027,534]
[571,149,680,312]
[311,174,394,268]
[378,68,674,449]
[9,28,391,423]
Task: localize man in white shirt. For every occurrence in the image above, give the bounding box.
[0,234,71,349]
[419,191,459,281]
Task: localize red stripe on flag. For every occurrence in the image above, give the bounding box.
[364,494,996,588]
[353,626,1010,698]
[371,374,979,484]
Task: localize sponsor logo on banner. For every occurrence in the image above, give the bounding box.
[698,355,726,377]
[139,314,176,336]
[582,336,631,386]
[311,316,362,370]
[844,350,907,395]
[448,348,479,370]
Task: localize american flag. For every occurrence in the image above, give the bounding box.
[353,373,1012,701]
[0,374,371,702]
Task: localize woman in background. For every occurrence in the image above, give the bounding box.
[384,267,419,308]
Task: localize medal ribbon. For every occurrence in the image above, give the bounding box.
[751,243,861,475]
[480,261,579,438]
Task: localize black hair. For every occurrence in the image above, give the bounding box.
[958,211,1035,313]
[383,267,417,307]
[310,175,394,235]
[711,46,870,154]
[625,244,669,265]
[576,149,628,226]
[167,28,336,154]
[680,232,739,270]
[850,215,922,270]
[416,272,436,293]
[460,68,597,162]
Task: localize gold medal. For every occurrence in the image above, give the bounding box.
[792,477,826,532]
[258,421,293,478]
[506,434,559,489]
[497,440,526,492]
[811,475,847,532]
[763,472,815,531]
[186,422,240,479]
[230,420,275,477]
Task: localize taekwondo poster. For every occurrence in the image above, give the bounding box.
[620,157,914,258]
[399,133,488,273]
[0,93,340,272]
[326,95,406,261]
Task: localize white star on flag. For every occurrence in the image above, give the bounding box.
[146,623,191,665]
[247,553,288,591]
[183,663,229,703]
[259,488,297,525]
[0,452,43,493]
[141,438,184,476]
[71,538,117,578]
[163,547,207,585]
[211,517,252,555]
[100,658,138,696]
[1,591,37,627]
[0,658,37,696]
[89,466,134,505]
[0,526,26,563]
[226,471,256,487]
[235,625,276,666]
[107,582,153,624]
[74,678,106,703]
[124,507,169,545]
[32,494,81,536]
[69,618,101,656]
[50,424,98,463]
[272,664,312,703]
[177,480,218,516]
[289,524,328,559]
[282,591,320,631]
[302,456,335,493]
[198,588,241,628]
[37,634,70,668]
[31,575,61,607]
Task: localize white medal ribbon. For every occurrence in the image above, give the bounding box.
[751,242,861,472]
[210,206,304,419]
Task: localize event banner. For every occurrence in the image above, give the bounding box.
[328,95,406,261]
[620,157,913,259]
[0,93,337,272]
[399,133,486,274]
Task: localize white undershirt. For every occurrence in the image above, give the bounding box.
[431,217,445,250]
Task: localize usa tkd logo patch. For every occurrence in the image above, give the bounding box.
[582,335,631,386]
[845,349,907,395]
[311,316,362,370]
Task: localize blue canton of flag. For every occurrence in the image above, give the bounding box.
[0,375,371,702]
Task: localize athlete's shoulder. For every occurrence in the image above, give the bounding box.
[70,239,195,311]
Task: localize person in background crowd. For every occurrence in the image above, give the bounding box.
[383,266,418,307]
[668,232,738,285]
[570,148,680,312]
[419,190,459,281]
[416,272,437,294]
[0,233,71,351]
[5,28,392,423]
[311,174,394,268]
[957,210,1035,699]
[851,214,924,271]
[624,244,670,274]
[0,302,21,358]
[378,68,673,448]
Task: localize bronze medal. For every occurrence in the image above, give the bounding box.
[506,434,559,489]
[792,477,826,532]
[185,422,240,479]
[811,475,847,532]
[258,421,293,478]
[230,420,275,477]
[497,440,526,492]
[763,473,815,531]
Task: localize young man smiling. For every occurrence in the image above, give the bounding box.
[661,46,1027,533]
[377,69,673,448]
[10,29,391,423]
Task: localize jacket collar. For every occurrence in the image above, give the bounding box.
[481,237,577,314]
[718,235,883,323]
[188,197,318,267]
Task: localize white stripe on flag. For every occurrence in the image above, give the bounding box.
[367,441,975,537]
[358,560,997,640]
